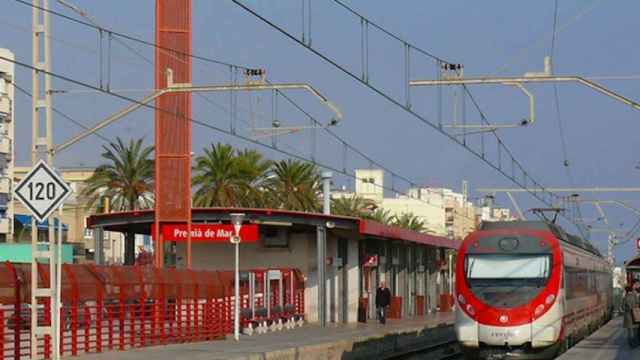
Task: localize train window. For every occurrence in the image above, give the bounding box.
[464,254,552,308]
[466,254,551,279]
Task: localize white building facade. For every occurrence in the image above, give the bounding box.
[343,169,476,240]
[0,49,14,242]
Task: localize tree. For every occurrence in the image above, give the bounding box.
[192,143,243,207]
[234,148,272,207]
[366,208,395,225]
[82,138,154,265]
[267,159,321,212]
[331,195,376,218]
[192,144,272,208]
[393,212,426,233]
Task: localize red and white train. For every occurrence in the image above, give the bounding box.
[455,221,612,359]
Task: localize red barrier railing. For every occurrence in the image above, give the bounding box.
[415,295,425,316]
[388,296,403,319]
[0,263,305,360]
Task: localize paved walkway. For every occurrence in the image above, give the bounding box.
[76,312,453,360]
[558,317,639,360]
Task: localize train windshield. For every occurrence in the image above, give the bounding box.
[465,254,551,308]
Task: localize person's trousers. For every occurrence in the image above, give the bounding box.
[628,328,638,347]
[377,306,387,324]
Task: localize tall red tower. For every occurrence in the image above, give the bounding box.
[154,0,192,267]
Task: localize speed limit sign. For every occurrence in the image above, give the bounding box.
[14,160,72,223]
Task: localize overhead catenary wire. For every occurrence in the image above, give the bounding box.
[13,0,616,227]
[494,0,607,76]
[228,0,589,230]
[0,55,478,223]
[13,0,243,70]
[16,0,433,211]
[549,0,575,187]
[11,81,112,144]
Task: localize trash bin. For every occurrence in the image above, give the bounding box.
[358,297,368,323]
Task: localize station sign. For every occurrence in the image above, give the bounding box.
[157,223,259,243]
[362,255,378,267]
[14,160,72,223]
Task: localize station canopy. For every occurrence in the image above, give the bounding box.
[87,207,458,249]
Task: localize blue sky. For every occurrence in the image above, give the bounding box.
[1,0,639,263]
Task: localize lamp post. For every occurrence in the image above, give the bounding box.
[230,213,245,341]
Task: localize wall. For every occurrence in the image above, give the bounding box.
[0,243,74,263]
[354,169,384,202]
[0,49,14,242]
[176,227,362,324]
[382,197,447,236]
[177,231,313,271]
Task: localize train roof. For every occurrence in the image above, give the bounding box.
[480,221,603,257]
[625,255,640,270]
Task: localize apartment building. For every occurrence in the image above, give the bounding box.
[0,49,15,242]
[338,169,477,240]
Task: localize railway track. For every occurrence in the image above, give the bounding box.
[391,339,462,360]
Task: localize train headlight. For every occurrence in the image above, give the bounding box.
[499,315,509,324]
[457,294,466,305]
[545,294,556,305]
[466,304,476,316]
[534,304,545,317]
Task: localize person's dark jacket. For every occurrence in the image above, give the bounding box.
[375,287,391,307]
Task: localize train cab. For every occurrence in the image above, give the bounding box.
[625,255,640,286]
[456,220,612,360]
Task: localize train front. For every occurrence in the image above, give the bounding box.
[455,225,563,360]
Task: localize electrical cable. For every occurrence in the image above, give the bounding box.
[494,0,607,76]
[13,0,243,70]
[227,0,566,216]
[550,0,575,188]
[0,54,479,223]
[332,0,448,64]
[338,0,596,232]
[10,81,112,144]
[15,0,430,210]
[16,0,571,219]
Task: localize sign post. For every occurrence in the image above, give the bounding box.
[14,159,72,360]
[229,213,245,341]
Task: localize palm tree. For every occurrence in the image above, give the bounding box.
[267,159,321,212]
[331,195,376,218]
[366,208,395,225]
[393,212,426,232]
[192,143,243,207]
[192,144,272,208]
[82,137,154,265]
[234,148,272,207]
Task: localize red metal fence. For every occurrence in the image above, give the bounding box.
[0,263,304,359]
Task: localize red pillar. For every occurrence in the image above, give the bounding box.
[155,0,193,268]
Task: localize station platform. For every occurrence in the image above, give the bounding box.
[558,316,639,360]
[76,312,453,360]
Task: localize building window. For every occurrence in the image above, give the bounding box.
[262,227,289,248]
[84,228,93,239]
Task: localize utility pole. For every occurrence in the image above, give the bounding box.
[31,0,58,359]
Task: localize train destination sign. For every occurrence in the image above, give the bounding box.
[14,160,72,223]
[158,224,259,242]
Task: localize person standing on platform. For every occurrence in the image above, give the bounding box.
[623,285,639,347]
[375,281,391,324]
